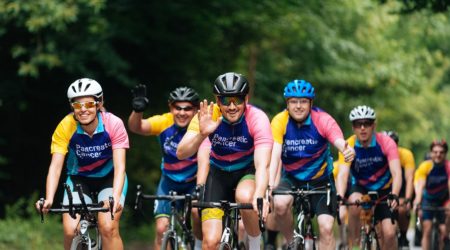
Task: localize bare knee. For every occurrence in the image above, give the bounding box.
[202,233,219,249]
[155,219,169,235]
[99,221,119,239]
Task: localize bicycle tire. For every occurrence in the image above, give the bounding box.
[430,223,439,250]
[183,232,195,250]
[287,237,302,250]
[218,241,232,250]
[360,231,369,250]
[161,230,177,250]
[70,235,88,250]
[371,231,380,250]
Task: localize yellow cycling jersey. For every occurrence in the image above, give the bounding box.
[415,160,450,199]
[146,112,175,135]
[398,147,415,171]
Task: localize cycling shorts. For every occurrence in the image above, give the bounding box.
[349,185,395,223]
[154,174,196,218]
[421,197,449,222]
[201,166,255,222]
[63,171,127,206]
[276,173,337,217]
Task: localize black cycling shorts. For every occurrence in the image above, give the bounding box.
[276,173,337,217]
[349,185,395,223]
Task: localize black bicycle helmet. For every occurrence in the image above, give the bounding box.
[168,87,200,106]
[213,72,249,96]
[383,130,399,144]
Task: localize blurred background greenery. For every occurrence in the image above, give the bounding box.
[1,0,449,248]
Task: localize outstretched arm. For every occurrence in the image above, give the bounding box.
[128,111,152,135]
[268,143,282,189]
[333,138,355,163]
[36,153,65,213]
[112,148,126,213]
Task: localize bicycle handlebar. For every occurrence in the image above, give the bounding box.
[192,201,253,209]
[134,184,200,211]
[271,183,331,207]
[39,183,115,223]
[341,199,395,224]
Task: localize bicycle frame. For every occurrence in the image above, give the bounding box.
[342,191,394,250]
[272,184,331,249]
[134,185,197,250]
[192,199,264,249]
[416,205,450,250]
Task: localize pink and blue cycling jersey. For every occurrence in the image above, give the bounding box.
[146,113,197,183]
[51,111,129,177]
[191,104,273,172]
[271,107,344,181]
[341,133,399,191]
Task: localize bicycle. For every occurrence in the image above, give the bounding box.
[271,184,332,250]
[39,183,114,250]
[415,204,450,250]
[341,191,395,250]
[192,197,265,250]
[134,184,198,250]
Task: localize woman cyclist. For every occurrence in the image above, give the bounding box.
[35,78,129,250]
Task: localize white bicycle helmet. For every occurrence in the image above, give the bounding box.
[349,105,376,121]
[67,78,103,102]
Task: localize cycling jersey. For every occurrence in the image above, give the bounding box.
[271,108,344,181]
[146,112,197,183]
[398,147,415,197]
[414,160,450,200]
[51,111,129,177]
[338,133,399,191]
[188,104,273,172]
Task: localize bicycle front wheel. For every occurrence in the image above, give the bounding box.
[161,230,177,250]
[430,224,439,250]
[287,237,302,250]
[360,231,370,250]
[70,235,89,250]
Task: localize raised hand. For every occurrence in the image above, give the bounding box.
[131,84,149,112]
[198,100,222,136]
[343,142,355,162]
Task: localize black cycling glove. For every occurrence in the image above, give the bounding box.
[195,184,205,201]
[131,84,149,112]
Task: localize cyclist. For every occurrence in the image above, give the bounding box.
[267,79,355,250]
[128,85,202,250]
[337,105,402,250]
[382,130,415,247]
[176,72,273,250]
[413,139,450,250]
[35,78,129,250]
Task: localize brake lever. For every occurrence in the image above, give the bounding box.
[109,196,115,220]
[134,185,142,211]
[257,197,265,232]
[39,198,45,223]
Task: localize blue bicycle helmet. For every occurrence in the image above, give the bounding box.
[283,80,315,99]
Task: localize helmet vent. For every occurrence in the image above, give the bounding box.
[77,80,83,92]
[83,83,91,92]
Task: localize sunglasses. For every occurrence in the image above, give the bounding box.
[71,101,98,109]
[173,105,195,112]
[217,96,245,106]
[352,120,374,128]
[288,99,310,105]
